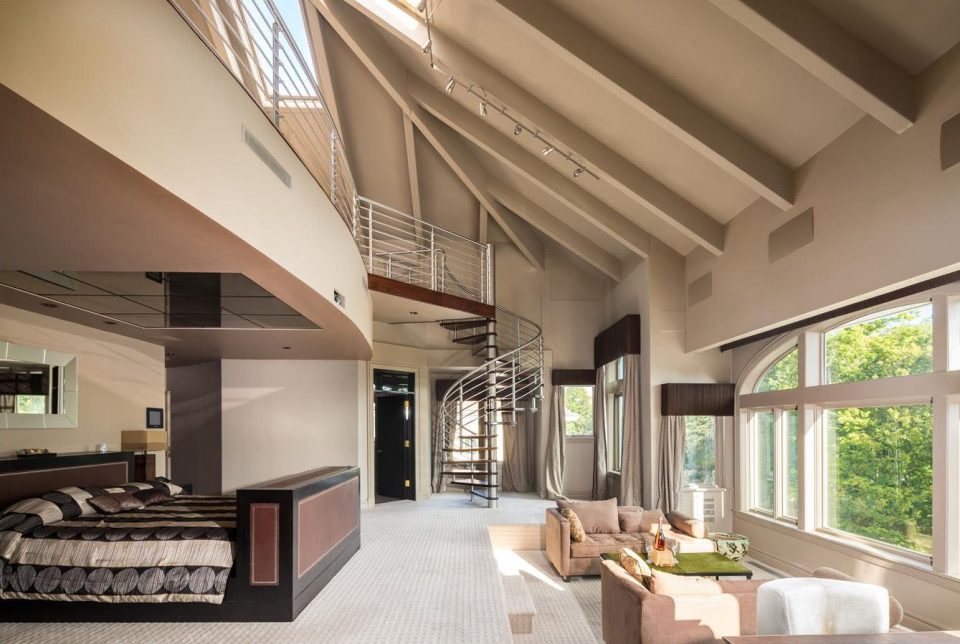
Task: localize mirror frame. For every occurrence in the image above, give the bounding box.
[0,340,78,429]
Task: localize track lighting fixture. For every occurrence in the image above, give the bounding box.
[480,100,488,117]
[416,0,426,12]
[513,124,523,136]
[444,77,456,94]
[420,39,432,54]
[542,145,554,156]
[573,167,584,178]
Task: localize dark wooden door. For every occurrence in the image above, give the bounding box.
[375,394,414,500]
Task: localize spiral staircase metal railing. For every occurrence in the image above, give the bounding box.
[172,0,543,507]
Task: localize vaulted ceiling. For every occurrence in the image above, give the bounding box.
[305,0,960,281]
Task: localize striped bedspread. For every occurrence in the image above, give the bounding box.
[0,486,236,604]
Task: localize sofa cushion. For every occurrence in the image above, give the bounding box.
[618,506,644,532]
[570,532,647,558]
[557,498,620,534]
[650,569,723,595]
[669,530,716,554]
[668,510,706,538]
[619,547,652,586]
[639,509,667,533]
[560,507,586,542]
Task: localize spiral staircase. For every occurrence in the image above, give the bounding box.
[435,309,543,507]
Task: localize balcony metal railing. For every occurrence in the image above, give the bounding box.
[169,0,356,225]
[355,197,494,306]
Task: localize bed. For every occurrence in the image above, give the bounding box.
[0,451,360,622]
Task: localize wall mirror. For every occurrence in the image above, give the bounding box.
[0,340,78,429]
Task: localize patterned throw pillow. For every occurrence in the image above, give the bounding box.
[132,488,174,506]
[87,492,146,514]
[560,507,586,542]
[619,547,652,587]
[147,477,184,496]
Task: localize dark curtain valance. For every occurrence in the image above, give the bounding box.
[594,314,641,369]
[660,383,735,417]
[551,369,596,386]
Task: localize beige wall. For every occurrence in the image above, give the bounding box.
[0,305,166,476]
[220,359,363,493]
[686,44,960,351]
[604,241,730,508]
[0,0,371,348]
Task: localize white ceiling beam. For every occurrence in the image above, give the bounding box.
[401,113,422,219]
[302,1,345,134]
[491,0,794,210]
[709,0,915,134]
[488,180,622,282]
[408,76,651,259]
[310,0,546,269]
[341,0,724,255]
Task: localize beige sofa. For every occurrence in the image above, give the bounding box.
[601,562,905,644]
[545,506,714,580]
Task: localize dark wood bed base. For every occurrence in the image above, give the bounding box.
[0,453,361,622]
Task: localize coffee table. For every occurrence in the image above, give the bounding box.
[602,551,753,579]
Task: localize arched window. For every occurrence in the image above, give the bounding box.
[736,294,956,567]
[755,347,798,392]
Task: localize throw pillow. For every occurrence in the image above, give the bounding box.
[87,492,145,515]
[639,509,668,533]
[556,498,621,534]
[560,508,586,542]
[132,488,174,507]
[618,506,644,533]
[650,569,723,596]
[667,511,706,538]
[148,477,184,496]
[619,547,652,586]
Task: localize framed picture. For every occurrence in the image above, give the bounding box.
[146,407,164,429]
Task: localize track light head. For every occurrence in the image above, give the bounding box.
[416,0,427,12]
[542,145,554,156]
[513,124,523,136]
[420,39,432,54]
[444,77,456,94]
[573,167,584,178]
[480,100,488,117]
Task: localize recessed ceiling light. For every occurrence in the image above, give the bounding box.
[40,302,58,309]
[103,320,117,326]
[410,311,419,315]
[282,346,291,350]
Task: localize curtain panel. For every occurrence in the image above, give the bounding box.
[591,369,608,499]
[657,415,686,512]
[544,385,566,499]
[502,407,537,493]
[620,354,643,506]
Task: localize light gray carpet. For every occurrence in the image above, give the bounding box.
[1,492,555,644]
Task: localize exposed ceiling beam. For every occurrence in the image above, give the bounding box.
[488,180,622,281]
[310,0,545,269]
[408,76,651,258]
[341,0,724,255]
[401,113,422,219]
[302,1,345,134]
[412,108,545,270]
[490,0,794,210]
[709,0,915,134]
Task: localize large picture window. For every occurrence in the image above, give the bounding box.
[825,404,933,554]
[738,290,958,572]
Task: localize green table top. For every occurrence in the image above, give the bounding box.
[602,551,752,576]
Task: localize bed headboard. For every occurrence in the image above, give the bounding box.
[0,451,136,509]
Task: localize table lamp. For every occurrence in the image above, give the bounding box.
[121,430,167,481]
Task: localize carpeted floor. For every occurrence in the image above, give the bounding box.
[1,492,556,644]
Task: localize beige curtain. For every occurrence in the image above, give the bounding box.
[591,369,608,499]
[658,415,686,512]
[620,354,643,506]
[502,407,537,493]
[544,386,566,499]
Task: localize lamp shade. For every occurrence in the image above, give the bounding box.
[121,430,166,452]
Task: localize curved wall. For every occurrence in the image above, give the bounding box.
[0,0,371,352]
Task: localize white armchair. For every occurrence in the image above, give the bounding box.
[757,577,890,636]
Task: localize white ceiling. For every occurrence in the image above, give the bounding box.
[309,0,960,277]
